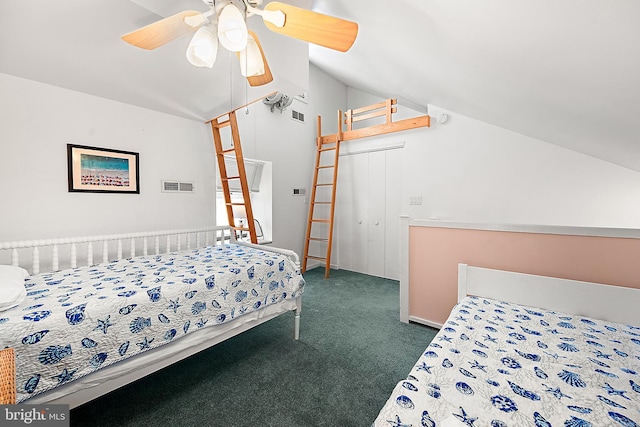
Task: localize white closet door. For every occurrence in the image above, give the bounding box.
[336,149,399,279]
[366,150,386,278]
[335,153,354,271]
[336,153,369,274]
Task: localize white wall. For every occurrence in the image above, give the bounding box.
[344,87,640,228]
[9,62,633,270]
[226,64,347,257]
[0,73,216,242]
[0,65,345,263]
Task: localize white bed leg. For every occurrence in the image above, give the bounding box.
[294,310,301,340]
[293,296,302,340]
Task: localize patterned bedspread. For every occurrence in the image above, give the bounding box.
[373,296,640,427]
[0,243,305,403]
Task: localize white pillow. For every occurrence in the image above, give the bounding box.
[0,265,29,312]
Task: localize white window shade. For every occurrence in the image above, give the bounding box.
[216,156,264,193]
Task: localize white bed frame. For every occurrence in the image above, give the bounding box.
[0,226,302,408]
[458,263,640,326]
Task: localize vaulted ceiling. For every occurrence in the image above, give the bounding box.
[0,0,310,122]
[1,1,639,171]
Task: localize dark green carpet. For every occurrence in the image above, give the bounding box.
[70,268,438,426]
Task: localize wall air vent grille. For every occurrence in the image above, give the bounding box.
[291,110,305,123]
[162,180,194,193]
[179,182,194,192]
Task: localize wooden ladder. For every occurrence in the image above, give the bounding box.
[302,113,343,278]
[301,99,431,279]
[210,111,258,244]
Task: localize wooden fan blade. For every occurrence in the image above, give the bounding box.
[122,10,201,50]
[263,2,358,52]
[247,33,273,87]
[236,32,273,87]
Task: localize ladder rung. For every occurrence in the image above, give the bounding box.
[315,183,333,187]
[319,147,337,152]
[308,237,328,242]
[226,202,246,206]
[232,227,251,231]
[311,219,330,223]
[317,165,335,169]
[305,255,327,261]
[221,148,235,154]
[312,201,331,204]
[222,176,241,180]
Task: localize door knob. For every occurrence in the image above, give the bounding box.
[374,221,379,226]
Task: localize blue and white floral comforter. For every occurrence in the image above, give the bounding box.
[374,296,640,427]
[0,244,305,403]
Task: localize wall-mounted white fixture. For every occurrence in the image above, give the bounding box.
[294,92,308,104]
[263,92,293,113]
[437,113,449,124]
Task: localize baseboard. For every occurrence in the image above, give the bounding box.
[408,315,443,329]
[304,260,322,271]
[303,260,339,272]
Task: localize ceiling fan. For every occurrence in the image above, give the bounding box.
[122,0,358,87]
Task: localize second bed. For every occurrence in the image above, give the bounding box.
[373,264,640,427]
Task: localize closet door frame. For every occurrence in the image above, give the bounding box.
[335,143,404,279]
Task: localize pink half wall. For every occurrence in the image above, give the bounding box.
[409,225,640,326]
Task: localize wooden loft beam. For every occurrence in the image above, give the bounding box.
[319,114,430,144]
[343,114,431,141]
[318,98,430,144]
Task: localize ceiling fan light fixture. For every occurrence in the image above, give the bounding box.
[239,35,265,77]
[186,25,219,68]
[217,3,248,52]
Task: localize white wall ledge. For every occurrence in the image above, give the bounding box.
[408,219,640,240]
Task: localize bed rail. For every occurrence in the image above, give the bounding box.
[235,240,300,267]
[0,226,235,275]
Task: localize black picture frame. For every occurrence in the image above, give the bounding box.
[67,144,140,193]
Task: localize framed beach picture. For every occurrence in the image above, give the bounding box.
[67,144,140,193]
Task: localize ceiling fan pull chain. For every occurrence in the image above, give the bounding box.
[244,51,249,114]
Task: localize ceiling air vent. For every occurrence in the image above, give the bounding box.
[162,180,194,193]
[291,109,305,123]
